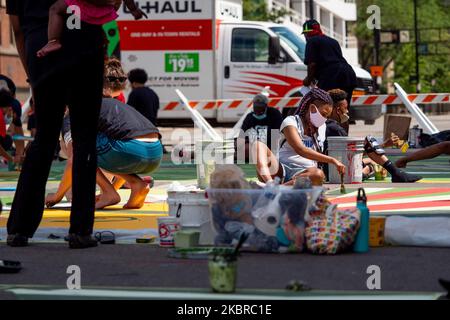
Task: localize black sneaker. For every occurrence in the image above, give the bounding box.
[68,234,98,249]
[6,234,29,247]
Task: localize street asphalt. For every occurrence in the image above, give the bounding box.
[0,244,449,299]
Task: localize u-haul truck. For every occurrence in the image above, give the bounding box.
[115,0,375,123]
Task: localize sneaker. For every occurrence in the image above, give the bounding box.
[68,234,98,249]
[6,234,29,247]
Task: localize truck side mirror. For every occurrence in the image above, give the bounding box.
[269,36,281,65]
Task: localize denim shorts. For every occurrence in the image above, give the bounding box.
[280,162,308,184]
[96,133,163,174]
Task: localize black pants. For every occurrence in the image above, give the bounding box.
[7,52,104,237]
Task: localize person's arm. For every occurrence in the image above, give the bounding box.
[304,63,317,86]
[0,144,14,163]
[123,0,147,19]
[284,126,345,174]
[9,16,29,77]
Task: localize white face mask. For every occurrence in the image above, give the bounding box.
[339,111,350,124]
[309,105,327,128]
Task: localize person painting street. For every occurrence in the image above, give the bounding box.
[45,63,163,210]
[7,0,105,249]
[302,19,357,133]
[254,88,345,186]
[326,89,422,183]
[237,94,283,162]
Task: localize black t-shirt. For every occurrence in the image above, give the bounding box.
[240,107,283,149]
[6,0,104,87]
[304,35,357,90]
[0,74,17,96]
[98,98,160,140]
[127,87,160,125]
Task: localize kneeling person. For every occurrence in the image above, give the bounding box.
[326,89,422,183]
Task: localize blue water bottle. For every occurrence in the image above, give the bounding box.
[353,188,370,253]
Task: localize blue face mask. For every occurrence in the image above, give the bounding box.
[252,112,267,120]
[253,109,267,120]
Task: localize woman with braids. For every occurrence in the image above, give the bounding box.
[253,88,345,186]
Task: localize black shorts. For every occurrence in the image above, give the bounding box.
[0,134,13,151]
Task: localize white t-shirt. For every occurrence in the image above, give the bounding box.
[277,115,320,170]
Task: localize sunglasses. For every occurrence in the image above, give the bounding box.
[107,76,127,83]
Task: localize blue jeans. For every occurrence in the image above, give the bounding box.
[96,133,163,174]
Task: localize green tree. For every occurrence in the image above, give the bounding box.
[356,0,450,93]
[243,0,290,23]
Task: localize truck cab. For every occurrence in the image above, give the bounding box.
[217,21,377,122]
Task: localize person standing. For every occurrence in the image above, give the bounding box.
[302,19,357,133]
[6,0,105,249]
[127,68,160,125]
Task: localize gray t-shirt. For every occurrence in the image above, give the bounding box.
[62,98,160,141]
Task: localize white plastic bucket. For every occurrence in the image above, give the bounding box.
[167,190,216,245]
[195,140,235,189]
[327,137,365,184]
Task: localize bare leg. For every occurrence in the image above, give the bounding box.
[113,173,149,209]
[45,142,73,208]
[37,0,66,58]
[396,142,450,168]
[95,169,121,209]
[251,141,283,183]
[288,167,325,186]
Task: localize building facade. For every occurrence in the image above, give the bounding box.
[267,0,359,66]
[0,0,28,98]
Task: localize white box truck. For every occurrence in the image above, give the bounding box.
[114,0,377,123]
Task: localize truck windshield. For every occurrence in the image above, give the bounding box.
[270,26,306,61]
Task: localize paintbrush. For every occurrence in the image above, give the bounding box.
[340,173,346,194]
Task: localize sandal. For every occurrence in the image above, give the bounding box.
[94,231,116,244]
[364,136,385,155]
[363,163,376,181]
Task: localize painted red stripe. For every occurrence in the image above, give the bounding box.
[287,98,301,107]
[229,100,243,109]
[408,95,418,102]
[422,94,437,103]
[340,200,450,212]
[444,96,449,102]
[268,99,279,107]
[363,96,378,105]
[330,188,450,205]
[164,102,179,111]
[203,102,216,110]
[216,101,224,109]
[383,96,397,104]
[189,102,199,109]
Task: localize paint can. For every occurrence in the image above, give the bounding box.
[327,137,365,184]
[158,217,181,248]
[208,249,237,293]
